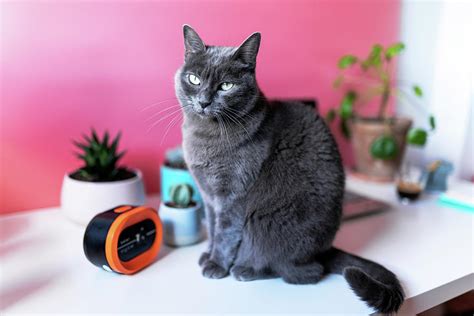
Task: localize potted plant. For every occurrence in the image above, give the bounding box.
[61,129,146,225]
[159,183,203,247]
[160,146,201,202]
[327,43,436,181]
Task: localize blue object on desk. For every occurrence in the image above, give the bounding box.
[160,165,201,203]
[439,195,474,213]
[425,160,454,192]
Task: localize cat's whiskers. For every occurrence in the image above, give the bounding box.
[139,97,179,112]
[146,104,189,134]
[160,112,183,145]
[221,110,252,140]
[218,114,233,151]
[215,116,230,153]
[145,103,183,122]
[224,106,258,123]
[146,105,185,125]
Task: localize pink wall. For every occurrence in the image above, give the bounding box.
[0,0,400,214]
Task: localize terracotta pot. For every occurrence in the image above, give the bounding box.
[351,117,412,181]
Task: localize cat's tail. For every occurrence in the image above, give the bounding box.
[319,247,405,314]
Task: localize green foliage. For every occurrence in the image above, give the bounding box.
[340,118,351,139]
[169,183,194,208]
[385,42,405,60]
[328,42,436,159]
[326,109,336,123]
[338,55,358,69]
[407,128,428,146]
[429,115,436,130]
[74,129,126,181]
[413,85,423,97]
[370,135,399,160]
[339,91,357,119]
[362,44,383,70]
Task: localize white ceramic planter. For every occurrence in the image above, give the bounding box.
[61,170,146,225]
[159,201,203,247]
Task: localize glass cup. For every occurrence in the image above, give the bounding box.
[396,161,427,205]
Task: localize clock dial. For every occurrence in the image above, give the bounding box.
[117,219,156,262]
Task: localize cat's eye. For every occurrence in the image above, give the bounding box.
[220,82,234,91]
[188,74,201,85]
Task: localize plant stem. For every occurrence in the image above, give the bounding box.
[378,84,390,119]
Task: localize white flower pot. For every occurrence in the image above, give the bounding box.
[159,201,203,247]
[61,169,146,225]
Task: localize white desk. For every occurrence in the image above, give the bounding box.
[1,177,472,315]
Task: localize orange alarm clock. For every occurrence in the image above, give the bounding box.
[83,205,162,274]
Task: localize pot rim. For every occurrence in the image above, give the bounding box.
[161,164,189,171]
[351,116,412,125]
[160,200,201,212]
[64,168,142,186]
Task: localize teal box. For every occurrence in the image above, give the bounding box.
[160,165,202,203]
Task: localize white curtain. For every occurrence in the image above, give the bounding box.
[397,0,473,180]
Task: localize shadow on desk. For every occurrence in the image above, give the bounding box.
[0,216,30,243]
[0,267,66,311]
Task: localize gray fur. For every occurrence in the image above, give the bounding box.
[173,25,404,314]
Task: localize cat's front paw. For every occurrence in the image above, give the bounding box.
[198,252,210,267]
[201,260,228,279]
[230,265,257,282]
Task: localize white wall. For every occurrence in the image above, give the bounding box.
[397,0,473,180]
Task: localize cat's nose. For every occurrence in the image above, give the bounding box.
[199,100,212,109]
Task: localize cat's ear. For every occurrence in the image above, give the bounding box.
[233,32,261,67]
[183,25,205,58]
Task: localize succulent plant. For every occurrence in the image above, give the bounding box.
[169,183,194,208]
[72,129,134,182]
[164,146,187,169]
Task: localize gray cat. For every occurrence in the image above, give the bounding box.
[174,25,404,313]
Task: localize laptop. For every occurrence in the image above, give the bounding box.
[342,190,390,221]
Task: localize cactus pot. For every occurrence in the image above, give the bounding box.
[61,169,146,225]
[159,201,203,247]
[160,164,201,203]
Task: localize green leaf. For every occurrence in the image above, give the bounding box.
[340,118,351,139]
[339,91,357,119]
[85,155,96,166]
[82,133,92,144]
[413,85,423,97]
[346,90,357,102]
[340,99,352,119]
[429,115,436,130]
[116,151,126,164]
[407,128,428,146]
[326,109,337,123]
[110,132,121,154]
[91,140,101,152]
[338,55,358,69]
[73,141,88,152]
[91,128,100,144]
[75,154,86,161]
[367,44,383,67]
[102,131,109,147]
[385,42,405,60]
[370,135,399,160]
[99,149,108,167]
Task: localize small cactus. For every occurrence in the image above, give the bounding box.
[169,183,194,208]
[164,146,187,169]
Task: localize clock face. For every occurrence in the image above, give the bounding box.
[117,219,156,262]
